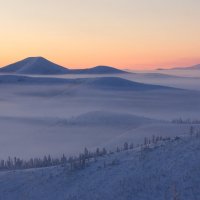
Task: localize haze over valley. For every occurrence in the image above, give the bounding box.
[0,56,200,199]
[0,57,200,159]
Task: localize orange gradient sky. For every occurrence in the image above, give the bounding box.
[0,0,200,70]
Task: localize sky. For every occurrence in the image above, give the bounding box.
[0,0,200,70]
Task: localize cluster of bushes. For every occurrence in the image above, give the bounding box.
[0,148,107,171]
[172,118,200,124]
[0,136,172,171]
[1,126,198,171]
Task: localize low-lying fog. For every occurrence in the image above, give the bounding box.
[0,69,200,159]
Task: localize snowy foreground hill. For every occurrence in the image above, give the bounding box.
[0,134,200,200]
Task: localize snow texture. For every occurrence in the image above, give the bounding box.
[0,135,199,200]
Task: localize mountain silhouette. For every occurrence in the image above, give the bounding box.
[0,57,128,75]
[0,57,70,74]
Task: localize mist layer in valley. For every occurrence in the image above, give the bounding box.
[0,70,200,159]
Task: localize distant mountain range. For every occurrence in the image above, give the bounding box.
[157,64,200,70]
[0,57,128,75]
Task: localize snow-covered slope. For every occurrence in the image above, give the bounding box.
[0,57,70,74]
[63,111,158,127]
[0,74,73,84]
[0,135,199,200]
[0,58,128,75]
[0,75,177,91]
[83,77,176,90]
[70,65,128,74]
[103,123,199,149]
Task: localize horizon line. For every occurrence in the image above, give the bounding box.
[0,56,200,71]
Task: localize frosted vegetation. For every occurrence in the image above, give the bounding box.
[0,131,199,200]
[0,59,200,199]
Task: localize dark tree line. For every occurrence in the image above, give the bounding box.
[0,147,108,171]
[0,154,65,170]
[1,127,196,172]
[0,136,170,171]
[172,118,200,124]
